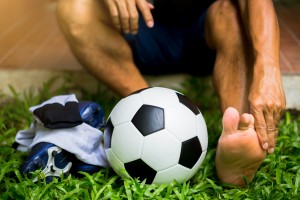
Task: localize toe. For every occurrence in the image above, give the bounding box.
[222,107,240,134]
[238,113,255,130]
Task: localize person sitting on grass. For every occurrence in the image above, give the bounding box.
[55,0,286,186]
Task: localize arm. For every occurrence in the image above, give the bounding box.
[237,0,286,153]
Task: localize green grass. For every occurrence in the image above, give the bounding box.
[1,77,300,199]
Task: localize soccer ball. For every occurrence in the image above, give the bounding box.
[104,87,208,184]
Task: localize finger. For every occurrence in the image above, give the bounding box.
[264,110,277,154]
[147,2,154,9]
[252,110,269,150]
[115,0,130,33]
[126,0,139,34]
[105,0,121,31]
[267,128,278,154]
[268,111,281,153]
[136,0,154,28]
[274,106,284,124]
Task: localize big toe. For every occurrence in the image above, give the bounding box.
[222,107,240,134]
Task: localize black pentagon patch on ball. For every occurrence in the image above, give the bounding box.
[176,93,200,115]
[179,136,202,169]
[132,105,164,136]
[104,118,114,149]
[124,159,157,184]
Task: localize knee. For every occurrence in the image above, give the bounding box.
[207,0,240,27]
[56,0,92,41]
[206,0,245,50]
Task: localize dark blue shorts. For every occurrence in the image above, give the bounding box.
[124,11,216,76]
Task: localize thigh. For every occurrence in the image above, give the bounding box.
[182,10,216,76]
[124,18,186,75]
[124,11,216,76]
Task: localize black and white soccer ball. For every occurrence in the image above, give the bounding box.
[104,87,208,184]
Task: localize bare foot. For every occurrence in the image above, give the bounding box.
[215,107,266,186]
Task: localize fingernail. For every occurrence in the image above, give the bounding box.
[263,142,268,150]
[268,148,274,154]
[147,21,154,28]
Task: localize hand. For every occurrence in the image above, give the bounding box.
[249,65,286,154]
[103,0,154,34]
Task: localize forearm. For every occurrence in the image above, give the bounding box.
[237,0,280,70]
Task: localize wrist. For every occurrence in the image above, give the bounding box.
[254,52,280,67]
[253,54,280,74]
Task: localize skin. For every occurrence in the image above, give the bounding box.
[56,0,286,186]
[216,107,266,186]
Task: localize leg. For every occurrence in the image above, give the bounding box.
[56,0,148,97]
[205,0,266,186]
[206,0,253,114]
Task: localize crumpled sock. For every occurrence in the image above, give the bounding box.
[30,94,82,129]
